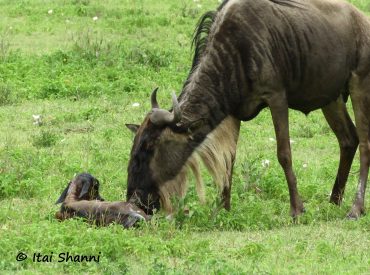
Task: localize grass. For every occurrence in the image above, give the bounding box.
[0,0,370,274]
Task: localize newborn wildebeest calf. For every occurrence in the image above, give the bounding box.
[55,173,150,228]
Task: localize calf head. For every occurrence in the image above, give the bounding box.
[56,173,104,204]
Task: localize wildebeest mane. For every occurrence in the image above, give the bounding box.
[191,0,247,65]
[189,0,240,70]
[187,0,302,87]
[269,0,304,8]
[190,10,217,70]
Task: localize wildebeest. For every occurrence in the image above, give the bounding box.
[126,0,370,219]
[56,173,149,228]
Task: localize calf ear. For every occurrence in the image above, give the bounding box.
[125,124,139,134]
[79,181,92,199]
[55,182,71,204]
[93,179,104,201]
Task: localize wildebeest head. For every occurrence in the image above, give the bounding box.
[126,88,200,215]
[56,173,104,204]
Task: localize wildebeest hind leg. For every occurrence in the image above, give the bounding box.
[347,74,370,219]
[268,96,305,218]
[322,96,359,205]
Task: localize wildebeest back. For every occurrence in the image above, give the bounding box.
[209,0,367,114]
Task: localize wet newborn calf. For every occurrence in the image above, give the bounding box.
[55,173,150,228]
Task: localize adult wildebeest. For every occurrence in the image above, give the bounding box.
[125,0,370,219]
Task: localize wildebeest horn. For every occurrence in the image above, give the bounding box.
[151,87,159,109]
[150,92,182,126]
[171,92,181,123]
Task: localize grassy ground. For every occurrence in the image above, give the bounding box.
[0,0,370,274]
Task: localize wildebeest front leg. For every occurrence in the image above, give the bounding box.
[268,97,305,218]
[321,96,359,205]
[347,74,370,219]
[222,155,235,211]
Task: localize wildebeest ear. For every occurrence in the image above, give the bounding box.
[125,124,140,134]
[55,182,71,204]
[78,180,92,199]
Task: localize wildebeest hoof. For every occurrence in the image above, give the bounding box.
[291,206,306,221]
[122,215,143,229]
[122,211,148,228]
[119,202,151,228]
[347,206,365,220]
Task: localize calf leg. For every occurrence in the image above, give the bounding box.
[268,96,304,218]
[322,96,359,205]
[348,73,370,219]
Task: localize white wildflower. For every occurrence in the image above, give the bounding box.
[132,103,140,107]
[262,159,270,168]
[93,16,98,21]
[48,9,53,15]
[303,163,308,168]
[290,139,295,144]
[32,114,42,126]
[269,137,275,142]
[166,214,174,220]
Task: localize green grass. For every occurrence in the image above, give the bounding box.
[1,0,370,274]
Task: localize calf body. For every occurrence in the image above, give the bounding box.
[56,173,149,228]
[56,200,149,228]
[126,0,370,219]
